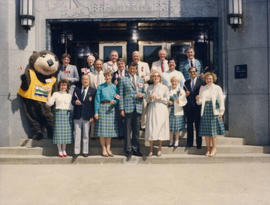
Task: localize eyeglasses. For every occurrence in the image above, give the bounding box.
[189,71,197,73]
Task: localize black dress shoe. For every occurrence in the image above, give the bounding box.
[133,152,143,157]
[82,154,88,157]
[126,153,132,161]
[72,154,79,162]
[197,145,202,149]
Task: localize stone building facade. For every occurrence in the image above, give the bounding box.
[0,0,269,146]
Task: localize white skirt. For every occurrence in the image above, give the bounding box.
[145,101,170,141]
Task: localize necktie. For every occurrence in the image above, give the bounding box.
[191,79,195,91]
[82,87,86,101]
[161,61,164,72]
[190,60,194,67]
[132,75,136,88]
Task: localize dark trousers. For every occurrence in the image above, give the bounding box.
[186,107,202,147]
[124,111,141,154]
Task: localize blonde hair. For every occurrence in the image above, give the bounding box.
[150,70,162,83]
[103,70,113,77]
[204,72,217,83]
[170,76,180,83]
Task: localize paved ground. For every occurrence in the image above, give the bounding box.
[0,162,270,205]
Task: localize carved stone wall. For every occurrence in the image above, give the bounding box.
[43,0,217,19]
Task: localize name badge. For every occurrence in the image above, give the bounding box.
[114,94,121,100]
[45,79,52,83]
[89,96,92,102]
[137,83,144,88]
[141,66,144,72]
[64,70,70,74]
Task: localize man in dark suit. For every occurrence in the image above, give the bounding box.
[112,58,129,86]
[119,62,145,160]
[72,74,96,158]
[184,67,204,149]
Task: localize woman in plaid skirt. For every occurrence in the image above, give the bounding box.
[46,79,72,157]
[94,70,119,157]
[168,76,187,148]
[196,72,225,157]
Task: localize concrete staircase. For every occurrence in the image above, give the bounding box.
[1,134,270,164]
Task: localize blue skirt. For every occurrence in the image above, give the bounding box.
[199,101,225,137]
[169,105,185,132]
[53,109,73,144]
[94,103,118,138]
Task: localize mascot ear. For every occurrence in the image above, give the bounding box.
[29,51,39,68]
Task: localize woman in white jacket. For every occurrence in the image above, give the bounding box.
[196,72,225,157]
[168,76,187,148]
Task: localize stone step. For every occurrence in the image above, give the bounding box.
[1,145,269,156]
[0,153,270,164]
[18,135,245,148]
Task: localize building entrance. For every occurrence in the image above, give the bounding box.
[48,18,219,76]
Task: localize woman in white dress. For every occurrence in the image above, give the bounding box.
[145,70,170,156]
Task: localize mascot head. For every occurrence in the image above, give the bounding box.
[29,50,59,76]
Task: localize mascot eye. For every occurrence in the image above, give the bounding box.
[42,54,46,58]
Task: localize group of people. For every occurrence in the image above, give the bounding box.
[47,47,225,160]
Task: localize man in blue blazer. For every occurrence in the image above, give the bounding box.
[119,62,145,160]
[184,67,204,148]
[112,58,129,139]
[72,74,96,159]
[179,47,202,80]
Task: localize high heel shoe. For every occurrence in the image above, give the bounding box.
[58,153,63,158]
[102,150,108,157]
[205,151,211,157]
[157,150,162,157]
[210,148,216,157]
[107,150,114,157]
[62,151,67,157]
[148,151,153,157]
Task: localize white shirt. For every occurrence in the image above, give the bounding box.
[188,58,195,67]
[117,69,126,77]
[162,70,185,88]
[46,91,72,110]
[136,61,150,82]
[102,61,118,73]
[190,77,197,90]
[129,74,137,91]
[151,60,169,73]
[89,70,105,89]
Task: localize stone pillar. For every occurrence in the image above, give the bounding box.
[0,0,10,146]
[222,0,270,145]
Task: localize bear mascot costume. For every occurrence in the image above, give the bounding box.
[18,50,59,140]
